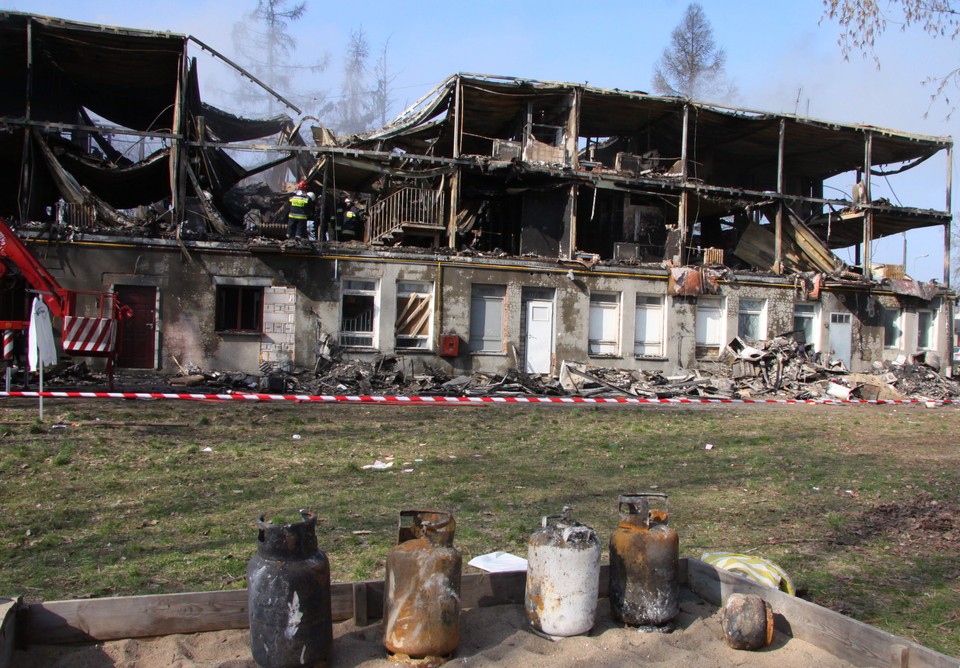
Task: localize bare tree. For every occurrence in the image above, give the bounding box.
[335,27,376,135]
[371,38,397,128]
[652,3,731,100]
[232,0,328,115]
[822,0,960,117]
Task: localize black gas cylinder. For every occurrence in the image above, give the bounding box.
[247,510,332,668]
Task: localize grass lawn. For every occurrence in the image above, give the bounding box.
[1,399,958,656]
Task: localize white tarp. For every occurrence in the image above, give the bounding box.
[28,297,57,371]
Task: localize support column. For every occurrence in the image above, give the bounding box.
[447,75,462,248]
[945,143,954,377]
[19,19,33,225]
[171,50,190,228]
[774,119,785,274]
[562,184,577,259]
[862,131,874,275]
[675,104,690,266]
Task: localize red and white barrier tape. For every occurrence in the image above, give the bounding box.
[0,391,953,406]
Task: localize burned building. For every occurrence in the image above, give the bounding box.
[0,12,955,383]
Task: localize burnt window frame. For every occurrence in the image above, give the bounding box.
[340,278,379,349]
[215,285,263,333]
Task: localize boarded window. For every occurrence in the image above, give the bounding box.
[395,282,433,349]
[341,279,378,348]
[634,295,664,357]
[469,285,506,353]
[215,286,263,332]
[589,293,620,356]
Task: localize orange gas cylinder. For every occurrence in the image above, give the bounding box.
[383,510,462,664]
[608,493,679,628]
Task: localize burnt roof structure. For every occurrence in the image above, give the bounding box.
[0,14,953,285]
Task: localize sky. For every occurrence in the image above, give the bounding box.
[4,0,957,281]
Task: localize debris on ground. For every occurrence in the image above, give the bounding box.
[14,337,960,401]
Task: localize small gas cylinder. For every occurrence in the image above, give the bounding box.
[525,508,601,637]
[383,510,462,664]
[608,493,679,628]
[247,510,333,668]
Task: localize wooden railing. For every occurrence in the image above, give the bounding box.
[367,187,445,243]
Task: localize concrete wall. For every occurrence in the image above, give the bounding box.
[32,237,954,377]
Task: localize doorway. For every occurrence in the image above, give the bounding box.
[115,285,157,369]
[828,312,852,369]
[523,290,554,374]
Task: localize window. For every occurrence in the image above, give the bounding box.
[469,285,506,353]
[695,297,725,356]
[882,308,902,350]
[395,282,433,350]
[793,303,819,348]
[215,286,263,332]
[917,310,935,350]
[634,295,664,357]
[588,292,621,355]
[737,299,766,342]
[340,279,378,347]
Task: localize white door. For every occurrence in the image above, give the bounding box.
[524,300,554,374]
[828,312,852,368]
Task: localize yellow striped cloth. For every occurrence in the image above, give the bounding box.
[701,551,795,595]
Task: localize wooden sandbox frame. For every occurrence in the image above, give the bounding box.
[2,558,956,668]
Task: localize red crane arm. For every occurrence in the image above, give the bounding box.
[0,218,71,319]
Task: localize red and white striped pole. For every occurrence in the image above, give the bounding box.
[2,330,13,361]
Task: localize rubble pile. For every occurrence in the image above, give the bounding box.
[17,338,959,402]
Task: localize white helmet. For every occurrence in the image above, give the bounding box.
[307,192,317,201]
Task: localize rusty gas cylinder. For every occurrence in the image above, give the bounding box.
[721,593,774,650]
[247,510,332,668]
[525,508,601,637]
[608,493,679,628]
[383,510,462,664]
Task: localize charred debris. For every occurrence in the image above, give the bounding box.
[43,342,960,402]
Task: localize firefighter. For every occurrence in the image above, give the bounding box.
[286,186,312,242]
[340,197,360,242]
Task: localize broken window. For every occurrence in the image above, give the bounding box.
[215,286,263,333]
[793,303,819,348]
[883,308,903,350]
[695,297,725,357]
[469,285,506,353]
[917,310,935,350]
[395,282,433,350]
[737,299,766,342]
[340,279,379,348]
[589,292,621,356]
[634,295,664,357]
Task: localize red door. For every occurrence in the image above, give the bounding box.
[115,285,157,369]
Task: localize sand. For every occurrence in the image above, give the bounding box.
[15,592,853,667]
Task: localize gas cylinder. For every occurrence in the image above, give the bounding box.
[608,493,679,628]
[383,510,462,663]
[247,510,332,668]
[525,508,601,637]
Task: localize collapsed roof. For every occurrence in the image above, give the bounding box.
[0,11,296,225]
[0,13,952,282]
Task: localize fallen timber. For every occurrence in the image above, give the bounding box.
[4,559,956,668]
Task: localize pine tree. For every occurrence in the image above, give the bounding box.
[652,3,731,100]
